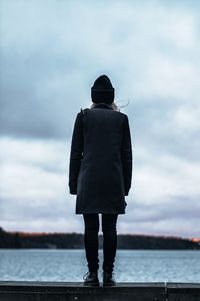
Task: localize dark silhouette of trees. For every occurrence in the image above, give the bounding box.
[0,227,199,250]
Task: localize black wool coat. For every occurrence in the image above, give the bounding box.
[68,103,133,214]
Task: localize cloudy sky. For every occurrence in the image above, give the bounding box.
[0,0,200,238]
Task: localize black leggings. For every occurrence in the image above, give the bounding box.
[83,213,118,272]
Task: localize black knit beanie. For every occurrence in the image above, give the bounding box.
[91,75,115,104]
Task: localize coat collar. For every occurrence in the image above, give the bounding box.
[91,103,113,110]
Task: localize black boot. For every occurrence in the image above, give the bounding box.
[102,268,116,286]
[83,271,99,286]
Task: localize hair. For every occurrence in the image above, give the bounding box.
[90,101,120,112]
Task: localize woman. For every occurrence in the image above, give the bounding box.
[68,75,132,286]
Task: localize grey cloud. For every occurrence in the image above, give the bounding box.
[0,193,73,222]
[126,196,200,223]
[0,48,86,139]
[1,194,199,237]
[1,0,199,150]
[129,101,200,162]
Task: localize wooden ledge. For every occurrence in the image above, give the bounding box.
[0,281,199,301]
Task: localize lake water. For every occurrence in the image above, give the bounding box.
[0,249,199,283]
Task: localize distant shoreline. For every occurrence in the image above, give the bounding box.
[1,227,200,250]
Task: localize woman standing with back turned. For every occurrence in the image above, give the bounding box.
[68,75,133,286]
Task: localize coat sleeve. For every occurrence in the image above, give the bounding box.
[121,114,133,196]
[68,112,83,195]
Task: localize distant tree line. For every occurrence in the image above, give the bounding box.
[0,227,199,250]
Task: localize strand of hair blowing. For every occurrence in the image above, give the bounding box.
[90,102,120,111]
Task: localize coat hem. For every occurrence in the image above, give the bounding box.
[75,210,126,214]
